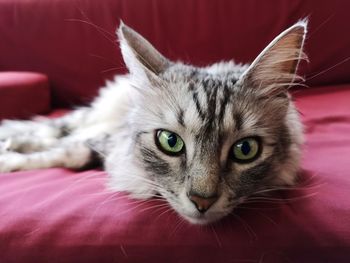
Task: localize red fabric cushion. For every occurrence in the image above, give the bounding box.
[0,85,349,262]
[0,72,50,120]
[0,0,349,107]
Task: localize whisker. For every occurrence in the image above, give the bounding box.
[65,18,117,45]
[32,170,106,208]
[89,197,149,223]
[237,205,281,211]
[231,212,257,241]
[89,54,119,66]
[109,167,164,188]
[153,207,174,222]
[308,14,335,38]
[149,203,173,218]
[101,67,127,74]
[306,56,350,81]
[138,202,169,214]
[245,191,318,203]
[250,182,325,196]
[210,225,223,247]
[169,217,186,237]
[256,212,278,226]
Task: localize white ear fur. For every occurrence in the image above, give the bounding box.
[117,22,170,80]
[240,19,308,96]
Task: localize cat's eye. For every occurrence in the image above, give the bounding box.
[231,137,261,163]
[155,130,185,156]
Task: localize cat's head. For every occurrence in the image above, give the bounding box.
[112,21,306,224]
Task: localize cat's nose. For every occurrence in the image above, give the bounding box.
[188,193,218,213]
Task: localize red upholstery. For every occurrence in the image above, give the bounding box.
[0,86,349,262]
[0,0,349,107]
[0,0,349,262]
[0,72,50,119]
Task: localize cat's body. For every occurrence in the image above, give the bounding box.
[0,21,306,224]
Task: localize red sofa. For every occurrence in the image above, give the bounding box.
[0,0,350,262]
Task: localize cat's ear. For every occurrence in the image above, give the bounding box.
[117,22,170,80]
[240,20,308,96]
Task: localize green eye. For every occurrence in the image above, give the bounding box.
[231,137,260,163]
[156,130,185,155]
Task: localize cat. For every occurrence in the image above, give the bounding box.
[0,20,306,224]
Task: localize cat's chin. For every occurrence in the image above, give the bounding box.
[182,215,214,225]
[180,211,228,225]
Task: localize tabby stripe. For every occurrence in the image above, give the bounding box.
[206,80,218,123]
[235,159,273,198]
[234,113,243,131]
[217,85,230,124]
[177,109,185,127]
[140,147,171,175]
[189,83,206,121]
[275,123,291,161]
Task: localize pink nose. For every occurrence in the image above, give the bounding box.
[189,194,218,213]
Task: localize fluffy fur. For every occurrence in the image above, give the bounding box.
[0,21,307,224]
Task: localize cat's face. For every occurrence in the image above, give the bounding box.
[111,22,306,224]
[131,68,301,224]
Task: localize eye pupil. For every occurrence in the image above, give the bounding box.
[241,141,251,155]
[231,137,260,163]
[167,133,177,147]
[156,129,185,156]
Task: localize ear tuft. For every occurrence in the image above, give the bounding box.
[117,22,170,77]
[241,19,308,96]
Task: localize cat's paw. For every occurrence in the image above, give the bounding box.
[0,136,58,154]
[0,152,26,173]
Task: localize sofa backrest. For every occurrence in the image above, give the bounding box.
[0,0,349,107]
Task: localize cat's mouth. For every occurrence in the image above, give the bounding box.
[181,210,226,225]
[167,191,232,224]
[182,214,211,225]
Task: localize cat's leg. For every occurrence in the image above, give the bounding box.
[0,108,92,154]
[0,141,97,173]
[0,119,61,141]
[1,135,58,153]
[0,108,90,139]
